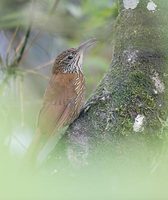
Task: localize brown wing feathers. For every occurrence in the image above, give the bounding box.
[26,72,84,162]
[38,73,79,134]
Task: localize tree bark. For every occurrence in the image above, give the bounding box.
[52,0,168,167]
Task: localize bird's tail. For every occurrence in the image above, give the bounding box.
[24,128,46,167]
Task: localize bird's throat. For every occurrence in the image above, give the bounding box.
[62,53,83,74]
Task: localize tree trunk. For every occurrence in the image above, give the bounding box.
[52,0,168,167]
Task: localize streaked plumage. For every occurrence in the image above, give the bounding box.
[38,72,85,135]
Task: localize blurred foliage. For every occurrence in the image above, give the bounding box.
[1,137,168,200]
[82,0,118,28]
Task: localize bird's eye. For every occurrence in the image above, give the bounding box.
[67,55,73,59]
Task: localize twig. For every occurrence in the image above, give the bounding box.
[34,59,54,70]
[16,25,31,64]
[15,0,35,65]
[19,30,40,62]
[6,26,20,66]
[15,36,25,54]
[23,69,49,80]
[50,0,60,15]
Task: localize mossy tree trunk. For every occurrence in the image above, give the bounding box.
[52,0,168,166]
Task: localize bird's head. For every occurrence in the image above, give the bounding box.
[53,38,97,74]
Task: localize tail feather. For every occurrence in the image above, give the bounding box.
[25,128,46,166]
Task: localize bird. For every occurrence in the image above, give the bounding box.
[26,38,97,164]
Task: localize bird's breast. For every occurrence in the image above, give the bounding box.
[70,72,85,121]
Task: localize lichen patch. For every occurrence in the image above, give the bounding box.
[125,49,139,64]
[133,114,145,132]
[147,0,157,12]
[123,0,139,10]
[152,72,165,93]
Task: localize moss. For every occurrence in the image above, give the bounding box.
[100,66,163,136]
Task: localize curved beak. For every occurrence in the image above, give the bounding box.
[77,38,98,53]
[74,38,97,69]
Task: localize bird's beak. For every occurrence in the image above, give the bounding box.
[77,38,98,52]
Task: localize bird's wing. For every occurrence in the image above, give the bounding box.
[37,73,78,136]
